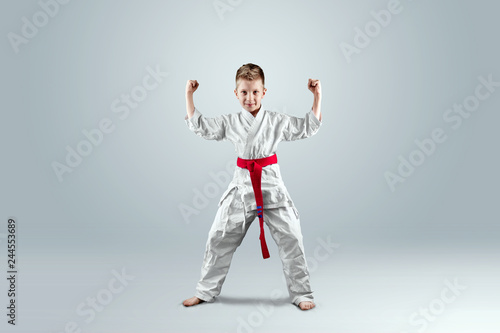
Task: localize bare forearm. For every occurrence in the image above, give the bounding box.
[186,93,195,119]
[307,78,322,122]
[312,95,322,122]
[185,80,199,118]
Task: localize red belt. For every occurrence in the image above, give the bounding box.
[236,154,278,259]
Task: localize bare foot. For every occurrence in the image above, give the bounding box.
[298,301,315,310]
[183,296,205,307]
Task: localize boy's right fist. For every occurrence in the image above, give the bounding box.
[186,80,199,95]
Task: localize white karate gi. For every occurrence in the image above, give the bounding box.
[184,104,322,306]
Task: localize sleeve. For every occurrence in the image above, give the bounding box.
[184,107,227,141]
[281,109,322,141]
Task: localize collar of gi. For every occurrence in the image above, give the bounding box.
[241,104,265,123]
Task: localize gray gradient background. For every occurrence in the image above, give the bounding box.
[1,0,499,332]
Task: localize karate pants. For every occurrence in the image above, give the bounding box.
[194,187,314,306]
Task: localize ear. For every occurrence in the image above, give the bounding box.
[262,88,267,97]
[234,89,238,98]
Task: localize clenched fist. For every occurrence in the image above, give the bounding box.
[308,79,321,98]
[186,80,199,95]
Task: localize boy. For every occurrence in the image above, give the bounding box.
[183,63,322,311]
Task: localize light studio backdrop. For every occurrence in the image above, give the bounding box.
[1,0,499,332]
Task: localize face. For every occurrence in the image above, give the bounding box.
[234,79,267,113]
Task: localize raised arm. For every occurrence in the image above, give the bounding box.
[308,78,322,122]
[184,79,227,141]
[185,79,199,119]
[280,79,323,141]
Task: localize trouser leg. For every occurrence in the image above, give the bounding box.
[264,206,314,306]
[194,188,252,302]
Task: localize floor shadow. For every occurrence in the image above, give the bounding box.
[216,295,290,307]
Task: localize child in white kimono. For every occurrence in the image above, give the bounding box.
[183,63,322,310]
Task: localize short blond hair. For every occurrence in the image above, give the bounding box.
[235,63,265,89]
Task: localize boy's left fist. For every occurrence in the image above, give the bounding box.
[308,79,321,98]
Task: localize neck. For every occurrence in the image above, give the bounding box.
[250,105,261,117]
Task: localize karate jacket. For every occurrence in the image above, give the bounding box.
[185,104,322,213]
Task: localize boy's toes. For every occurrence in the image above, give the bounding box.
[298,301,315,310]
[183,296,204,307]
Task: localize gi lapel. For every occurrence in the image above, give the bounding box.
[242,104,265,158]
